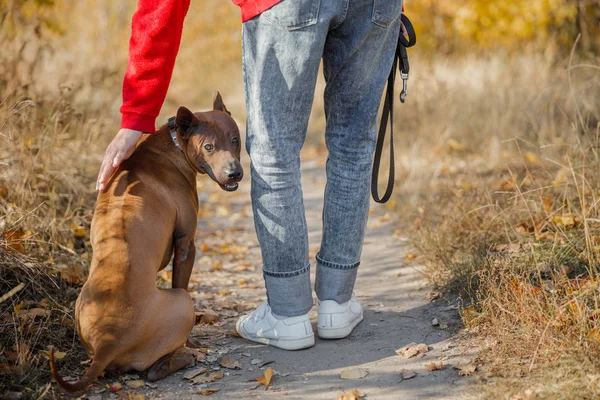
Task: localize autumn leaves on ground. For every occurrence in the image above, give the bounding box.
[2,0,600,399]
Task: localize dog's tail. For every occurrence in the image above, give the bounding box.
[49,347,111,392]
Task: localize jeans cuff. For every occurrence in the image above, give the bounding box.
[315,259,358,304]
[316,253,360,270]
[263,264,313,317]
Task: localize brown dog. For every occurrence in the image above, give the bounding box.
[50,93,243,392]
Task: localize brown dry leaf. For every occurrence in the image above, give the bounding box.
[405,252,418,261]
[183,367,208,380]
[130,395,146,400]
[395,343,429,358]
[195,310,220,325]
[217,289,231,297]
[424,361,445,371]
[0,184,8,199]
[200,243,209,252]
[457,364,476,376]
[257,367,274,387]
[426,291,441,301]
[40,349,66,360]
[340,368,369,380]
[400,369,416,380]
[197,388,219,396]
[13,301,24,314]
[220,357,241,370]
[56,264,86,285]
[125,379,145,389]
[337,388,365,400]
[19,308,50,323]
[107,382,123,392]
[552,214,575,228]
[2,229,25,253]
[192,371,224,384]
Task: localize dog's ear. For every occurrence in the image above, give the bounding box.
[213,91,231,116]
[176,106,198,138]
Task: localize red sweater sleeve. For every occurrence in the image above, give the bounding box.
[120,0,191,133]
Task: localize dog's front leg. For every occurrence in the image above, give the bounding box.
[172,237,195,290]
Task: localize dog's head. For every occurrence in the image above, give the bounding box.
[174,92,243,191]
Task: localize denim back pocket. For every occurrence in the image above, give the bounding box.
[262,0,321,30]
[371,0,403,28]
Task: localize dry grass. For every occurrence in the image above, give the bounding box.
[390,49,600,398]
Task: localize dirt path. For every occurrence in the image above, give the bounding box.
[87,152,478,400]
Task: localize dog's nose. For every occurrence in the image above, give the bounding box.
[226,169,243,180]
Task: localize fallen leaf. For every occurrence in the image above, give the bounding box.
[197,388,219,396]
[552,214,576,228]
[457,364,476,376]
[130,395,145,400]
[400,369,416,380]
[424,361,445,371]
[19,308,51,323]
[183,367,208,380]
[0,184,8,199]
[426,291,441,301]
[337,388,365,400]
[40,349,66,360]
[195,310,220,325]
[257,367,274,387]
[2,229,25,253]
[217,289,231,297]
[340,368,369,380]
[107,382,122,392]
[220,357,241,370]
[405,252,418,261]
[56,264,86,285]
[125,379,145,389]
[395,343,429,358]
[200,243,209,252]
[192,371,224,384]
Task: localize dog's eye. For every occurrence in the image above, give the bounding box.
[204,144,214,151]
[232,137,239,145]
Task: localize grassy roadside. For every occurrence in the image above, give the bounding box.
[389,51,600,398]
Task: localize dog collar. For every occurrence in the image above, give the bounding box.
[168,116,184,152]
[167,116,205,176]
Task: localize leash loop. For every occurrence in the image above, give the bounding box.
[371,14,416,204]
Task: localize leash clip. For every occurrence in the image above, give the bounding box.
[400,71,409,103]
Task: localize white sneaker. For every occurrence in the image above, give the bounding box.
[317,294,364,339]
[236,301,315,350]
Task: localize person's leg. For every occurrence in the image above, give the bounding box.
[316,0,402,310]
[242,1,329,318]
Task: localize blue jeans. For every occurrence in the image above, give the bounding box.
[243,0,402,317]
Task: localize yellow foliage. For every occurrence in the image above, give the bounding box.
[406,0,580,51]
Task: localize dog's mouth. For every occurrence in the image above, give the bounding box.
[219,182,239,192]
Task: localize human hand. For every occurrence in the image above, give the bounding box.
[96,128,143,191]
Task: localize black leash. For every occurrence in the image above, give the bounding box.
[371,14,416,203]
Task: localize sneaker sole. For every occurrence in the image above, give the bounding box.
[236,325,315,351]
[317,311,364,339]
